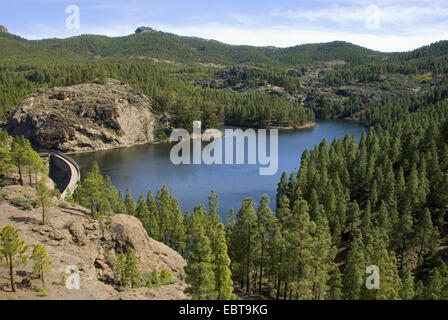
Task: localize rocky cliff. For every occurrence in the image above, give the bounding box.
[0,184,188,300]
[5,79,158,153]
[0,25,8,33]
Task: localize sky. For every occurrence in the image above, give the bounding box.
[1,0,448,52]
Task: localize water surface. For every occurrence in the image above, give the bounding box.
[72,121,365,218]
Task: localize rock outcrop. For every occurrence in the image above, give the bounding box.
[135,26,154,34]
[110,214,186,277]
[0,184,188,300]
[0,25,8,33]
[5,79,158,153]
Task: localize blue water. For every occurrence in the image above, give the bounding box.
[71,120,365,219]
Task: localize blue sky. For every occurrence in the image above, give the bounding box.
[1,0,448,52]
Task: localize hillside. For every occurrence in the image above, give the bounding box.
[0,29,385,65]
[1,27,447,129]
[3,79,162,153]
[0,184,188,300]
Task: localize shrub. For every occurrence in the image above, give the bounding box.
[60,270,68,286]
[151,270,162,287]
[10,197,33,211]
[35,285,47,297]
[160,269,175,285]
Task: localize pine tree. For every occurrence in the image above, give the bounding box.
[114,253,128,287]
[25,149,45,186]
[151,270,162,287]
[255,194,276,294]
[10,136,30,186]
[114,249,141,288]
[343,230,366,300]
[0,225,28,292]
[170,198,186,253]
[424,268,444,300]
[328,263,343,300]
[231,197,257,293]
[31,244,52,286]
[125,248,141,288]
[311,212,335,300]
[283,199,315,300]
[157,186,174,245]
[104,175,125,213]
[0,144,13,176]
[415,208,438,259]
[145,190,162,241]
[213,224,235,300]
[400,269,415,300]
[276,172,289,209]
[77,161,106,215]
[347,201,361,231]
[184,215,216,299]
[124,188,136,216]
[36,178,53,225]
[394,205,413,269]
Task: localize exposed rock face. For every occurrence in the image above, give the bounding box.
[110,215,186,277]
[0,185,188,300]
[5,79,157,153]
[0,25,8,33]
[135,26,154,34]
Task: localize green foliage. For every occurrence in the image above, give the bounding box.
[31,244,52,287]
[9,197,38,211]
[213,224,235,300]
[10,136,44,186]
[74,162,121,216]
[0,225,29,292]
[113,249,141,288]
[35,285,48,297]
[151,270,162,287]
[36,178,53,225]
[184,213,216,300]
[160,269,175,285]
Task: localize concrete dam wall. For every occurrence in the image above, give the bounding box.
[49,152,80,199]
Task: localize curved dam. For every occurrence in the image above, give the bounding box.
[49,152,81,199]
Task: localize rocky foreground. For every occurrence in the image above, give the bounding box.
[4,79,159,153]
[0,185,188,300]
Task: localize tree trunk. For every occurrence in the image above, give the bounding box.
[283,281,288,300]
[9,255,16,292]
[42,204,46,225]
[41,270,45,286]
[246,223,251,293]
[259,241,264,294]
[419,228,427,258]
[276,273,281,300]
[18,165,23,186]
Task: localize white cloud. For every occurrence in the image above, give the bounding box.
[272,3,448,36]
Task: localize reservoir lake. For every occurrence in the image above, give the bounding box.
[71,121,365,219]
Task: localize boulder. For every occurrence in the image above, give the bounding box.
[109,214,186,277]
[69,221,87,246]
[49,229,67,241]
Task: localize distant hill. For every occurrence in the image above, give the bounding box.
[0,27,387,65]
[0,26,447,126]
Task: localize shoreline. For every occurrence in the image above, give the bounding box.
[58,122,320,155]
